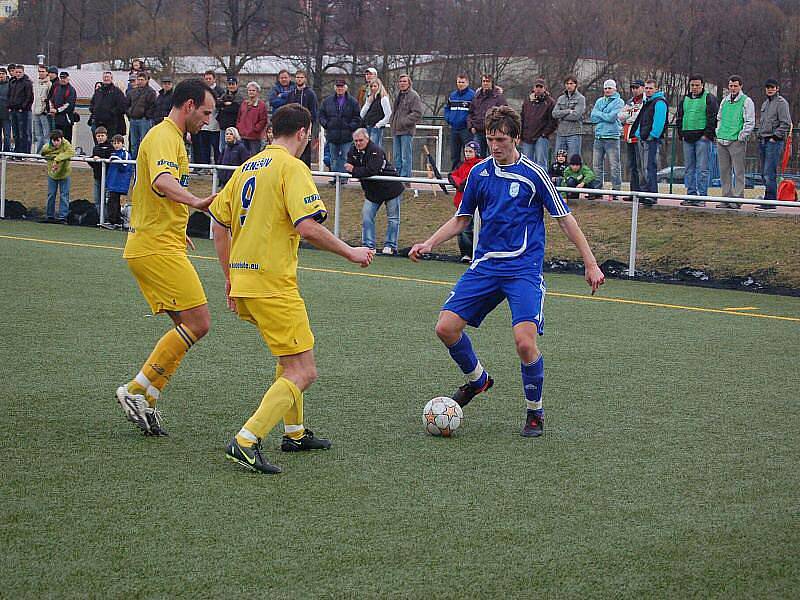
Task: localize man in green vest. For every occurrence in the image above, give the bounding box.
[715,75,755,209]
[676,75,719,206]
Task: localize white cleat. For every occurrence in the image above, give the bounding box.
[115,385,150,433]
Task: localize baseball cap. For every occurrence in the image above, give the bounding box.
[47,66,58,75]
[227,76,238,84]
[533,78,546,87]
[128,74,137,81]
[631,79,645,87]
[161,75,172,83]
[365,67,377,76]
[764,78,779,87]
[59,71,69,78]
[334,79,347,86]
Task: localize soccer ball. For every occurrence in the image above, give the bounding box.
[423,396,463,437]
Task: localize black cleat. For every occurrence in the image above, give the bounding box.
[143,407,168,437]
[521,412,544,437]
[452,376,494,408]
[280,429,332,452]
[225,438,282,474]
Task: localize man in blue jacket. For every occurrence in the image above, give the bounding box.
[590,79,625,194]
[444,74,475,169]
[318,80,361,181]
[631,79,668,205]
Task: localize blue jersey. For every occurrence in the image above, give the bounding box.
[456,154,570,275]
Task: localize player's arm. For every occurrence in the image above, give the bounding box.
[408,215,472,262]
[153,173,216,210]
[212,221,236,312]
[555,214,605,294]
[295,218,374,268]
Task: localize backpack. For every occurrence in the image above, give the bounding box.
[66,199,99,227]
[777,179,797,201]
[187,211,210,237]
[4,200,28,219]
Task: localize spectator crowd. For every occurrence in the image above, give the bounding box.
[0,60,794,229]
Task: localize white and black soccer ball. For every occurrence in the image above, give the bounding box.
[423,396,463,437]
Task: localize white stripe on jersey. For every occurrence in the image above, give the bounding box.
[519,155,570,217]
[492,163,537,206]
[470,227,528,270]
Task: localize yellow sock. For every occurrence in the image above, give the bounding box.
[274,363,306,440]
[128,324,198,406]
[242,377,301,441]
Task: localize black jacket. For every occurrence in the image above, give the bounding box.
[219,140,250,186]
[8,74,33,111]
[49,82,77,129]
[347,141,405,203]
[631,95,669,141]
[216,89,243,131]
[90,141,114,180]
[153,88,173,124]
[676,92,719,142]
[90,83,127,134]
[319,92,361,144]
[286,86,318,125]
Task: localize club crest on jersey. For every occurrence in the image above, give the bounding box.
[509,182,520,197]
[180,174,189,187]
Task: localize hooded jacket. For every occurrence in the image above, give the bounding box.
[633,91,668,141]
[521,92,557,142]
[8,73,34,111]
[590,92,625,139]
[41,139,75,180]
[467,87,507,133]
[107,148,133,194]
[758,94,791,140]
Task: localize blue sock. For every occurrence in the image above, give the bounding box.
[447,333,488,389]
[521,355,544,417]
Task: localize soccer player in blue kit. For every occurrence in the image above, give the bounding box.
[409,106,605,437]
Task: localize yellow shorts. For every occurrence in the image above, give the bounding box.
[236,293,315,357]
[127,254,207,315]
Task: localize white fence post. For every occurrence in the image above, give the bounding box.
[627,198,640,277]
[210,167,218,240]
[334,174,341,238]
[99,160,107,224]
[0,155,6,219]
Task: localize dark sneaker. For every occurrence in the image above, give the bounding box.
[144,407,168,437]
[225,438,282,474]
[755,203,776,210]
[521,412,544,437]
[280,429,332,452]
[452,376,494,408]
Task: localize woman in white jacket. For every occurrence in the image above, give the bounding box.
[360,79,392,148]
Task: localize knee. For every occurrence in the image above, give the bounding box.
[284,364,317,391]
[435,320,460,346]
[514,336,539,362]
[192,318,210,340]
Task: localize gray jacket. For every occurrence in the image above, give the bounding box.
[552,90,586,136]
[758,94,792,140]
[390,87,423,136]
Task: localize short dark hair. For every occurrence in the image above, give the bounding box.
[729,75,743,85]
[564,75,578,84]
[95,126,108,135]
[50,129,64,141]
[271,103,311,138]
[456,73,469,80]
[171,79,214,110]
[484,105,521,139]
[277,69,290,78]
[295,69,306,77]
[481,73,494,82]
[136,72,148,80]
[112,134,125,143]
[688,74,704,84]
[204,69,216,77]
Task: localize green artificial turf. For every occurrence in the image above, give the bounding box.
[1,220,799,598]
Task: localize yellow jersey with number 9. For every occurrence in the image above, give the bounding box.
[123,118,191,258]
[208,144,327,298]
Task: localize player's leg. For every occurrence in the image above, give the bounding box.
[503,275,546,437]
[438,272,503,407]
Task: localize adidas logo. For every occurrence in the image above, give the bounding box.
[479,169,489,177]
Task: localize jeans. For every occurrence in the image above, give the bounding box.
[129,118,152,158]
[473,132,488,159]
[592,138,621,188]
[93,178,104,216]
[555,134,581,161]
[367,127,384,148]
[759,139,784,200]
[193,130,221,165]
[450,127,472,168]
[458,219,474,258]
[33,114,51,153]
[0,118,10,152]
[329,141,351,174]
[522,138,550,168]
[641,139,661,194]
[47,177,71,219]
[362,195,401,250]
[10,110,31,154]
[242,139,262,158]
[626,142,644,192]
[393,134,413,178]
[683,138,711,196]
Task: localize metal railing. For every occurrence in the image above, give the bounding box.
[1,150,797,279]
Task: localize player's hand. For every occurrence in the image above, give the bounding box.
[194,193,217,211]
[185,235,196,251]
[408,242,432,262]
[586,264,605,295]
[349,246,375,268]
[225,279,237,313]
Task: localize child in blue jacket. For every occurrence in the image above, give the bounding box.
[105,134,133,228]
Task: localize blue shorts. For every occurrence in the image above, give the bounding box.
[442,268,546,333]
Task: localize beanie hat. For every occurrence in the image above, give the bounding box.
[569,154,583,166]
[603,79,617,90]
[465,140,481,156]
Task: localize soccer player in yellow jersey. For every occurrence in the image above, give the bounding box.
[115,79,217,436]
[210,103,375,474]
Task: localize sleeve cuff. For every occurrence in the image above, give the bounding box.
[293,209,328,226]
[208,208,230,229]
